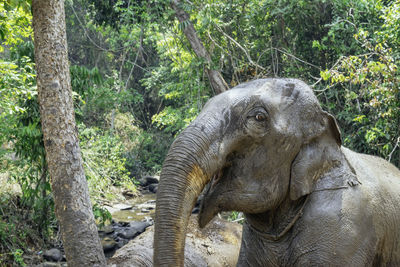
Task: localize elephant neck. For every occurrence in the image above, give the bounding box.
[244,194,309,241]
[245,154,358,241]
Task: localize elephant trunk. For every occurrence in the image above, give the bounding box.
[154,125,218,266]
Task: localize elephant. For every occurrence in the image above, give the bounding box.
[153,78,400,266]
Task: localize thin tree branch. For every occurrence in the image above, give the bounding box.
[125,26,144,90]
[214,23,266,71]
[273,47,321,69]
[389,137,400,163]
[69,2,137,53]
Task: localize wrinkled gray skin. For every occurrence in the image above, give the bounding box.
[154,79,400,266]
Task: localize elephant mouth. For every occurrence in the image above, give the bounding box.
[210,160,232,189]
[198,163,232,228]
[210,167,224,189]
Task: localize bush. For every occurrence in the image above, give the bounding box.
[320,4,400,167]
[0,191,47,266]
[78,123,136,201]
[125,130,173,177]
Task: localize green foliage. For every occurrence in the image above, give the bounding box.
[70,65,135,126]
[141,33,211,135]
[320,3,400,165]
[0,57,36,146]
[12,248,25,266]
[0,40,55,243]
[228,211,243,223]
[0,5,56,262]
[1,1,400,263]
[78,123,136,200]
[0,192,45,266]
[126,130,173,176]
[0,1,32,51]
[92,204,112,227]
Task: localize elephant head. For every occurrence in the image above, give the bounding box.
[153,78,341,266]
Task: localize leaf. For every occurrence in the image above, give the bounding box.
[320,70,331,81]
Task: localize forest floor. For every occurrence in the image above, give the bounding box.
[0,173,241,266]
[0,172,158,266]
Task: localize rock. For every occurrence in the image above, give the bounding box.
[139,176,159,187]
[129,221,151,234]
[108,215,242,267]
[117,227,140,239]
[116,239,128,249]
[42,262,64,267]
[99,224,114,235]
[113,203,133,210]
[117,221,130,227]
[143,216,154,225]
[137,179,146,187]
[148,183,158,193]
[43,248,63,262]
[104,205,119,214]
[122,190,136,198]
[137,202,155,211]
[116,220,152,240]
[102,237,117,252]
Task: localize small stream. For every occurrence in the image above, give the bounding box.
[110,193,156,222]
[38,184,242,265]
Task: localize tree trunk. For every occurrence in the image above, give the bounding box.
[171,0,229,94]
[32,1,106,266]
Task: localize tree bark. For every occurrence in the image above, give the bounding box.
[171,0,229,94]
[32,1,106,266]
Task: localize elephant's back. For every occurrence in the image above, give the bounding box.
[342,147,400,265]
[341,146,400,192]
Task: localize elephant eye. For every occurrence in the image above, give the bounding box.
[255,112,266,121]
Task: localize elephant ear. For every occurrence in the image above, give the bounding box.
[289,112,341,200]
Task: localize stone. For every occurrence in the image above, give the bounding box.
[137,178,146,186]
[102,237,117,252]
[137,202,155,210]
[116,239,127,249]
[42,262,62,267]
[99,224,114,235]
[116,221,151,240]
[113,203,133,210]
[130,220,151,233]
[43,248,63,262]
[122,190,136,198]
[104,205,119,214]
[148,183,158,193]
[108,215,242,267]
[117,221,130,227]
[143,216,154,225]
[117,227,140,239]
[139,176,159,186]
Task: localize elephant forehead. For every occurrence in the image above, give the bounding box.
[198,79,322,128]
[211,79,316,106]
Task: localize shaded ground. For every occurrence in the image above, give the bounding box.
[108,215,242,267]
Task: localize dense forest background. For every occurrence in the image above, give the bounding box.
[0,0,399,265]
